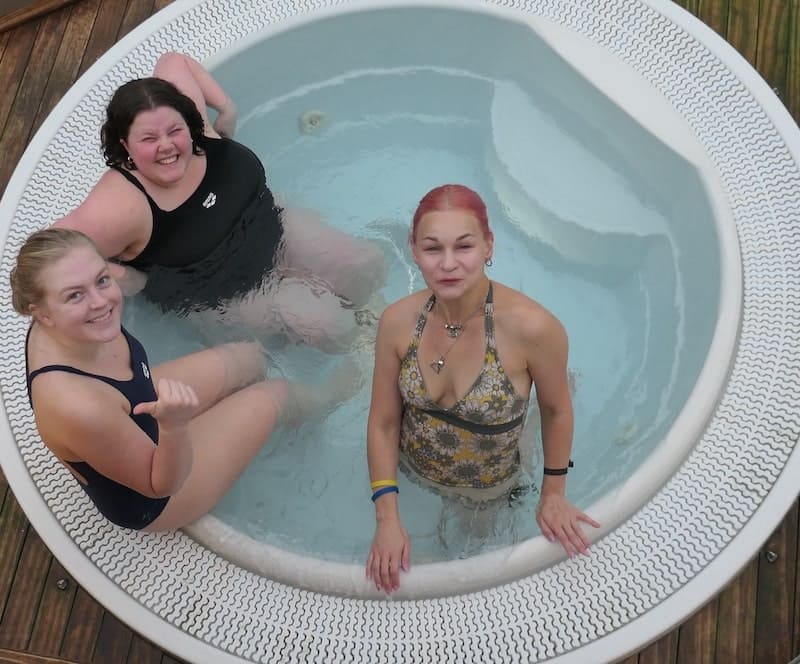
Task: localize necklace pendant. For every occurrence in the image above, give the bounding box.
[430,356,445,374]
[444,323,463,338]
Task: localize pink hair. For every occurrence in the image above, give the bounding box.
[411,184,491,242]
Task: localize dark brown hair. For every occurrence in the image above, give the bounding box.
[101,77,205,169]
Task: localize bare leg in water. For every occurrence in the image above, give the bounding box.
[144,341,357,530]
[278,207,387,308]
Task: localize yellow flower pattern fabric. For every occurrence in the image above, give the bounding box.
[398,285,528,491]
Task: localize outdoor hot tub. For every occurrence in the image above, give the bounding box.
[1,1,799,662]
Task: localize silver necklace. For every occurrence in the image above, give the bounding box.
[443,322,464,338]
[439,297,486,339]
[430,334,465,374]
[430,286,489,374]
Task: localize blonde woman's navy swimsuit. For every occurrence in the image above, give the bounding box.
[26,327,168,530]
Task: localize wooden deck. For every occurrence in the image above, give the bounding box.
[0,0,798,662]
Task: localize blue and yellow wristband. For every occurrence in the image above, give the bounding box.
[370,479,399,502]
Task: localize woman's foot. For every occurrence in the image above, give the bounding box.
[281,358,362,426]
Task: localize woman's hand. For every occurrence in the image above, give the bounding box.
[366,518,410,593]
[133,379,199,433]
[212,102,238,139]
[108,262,148,297]
[536,492,600,557]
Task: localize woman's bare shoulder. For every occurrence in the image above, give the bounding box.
[31,371,125,420]
[27,328,129,421]
[56,169,151,258]
[380,290,431,324]
[377,290,431,344]
[492,282,565,342]
[30,370,128,457]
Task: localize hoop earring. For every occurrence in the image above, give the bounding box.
[485,258,493,267]
[125,155,135,169]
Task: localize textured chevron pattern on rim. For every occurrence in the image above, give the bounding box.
[1,0,799,661]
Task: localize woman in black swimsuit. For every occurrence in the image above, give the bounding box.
[13,228,344,530]
[56,52,385,352]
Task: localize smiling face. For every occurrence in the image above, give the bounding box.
[411,208,494,300]
[120,105,194,187]
[32,246,122,344]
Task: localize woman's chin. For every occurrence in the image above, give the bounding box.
[83,314,121,340]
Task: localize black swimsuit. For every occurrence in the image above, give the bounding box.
[26,327,169,530]
[116,135,284,314]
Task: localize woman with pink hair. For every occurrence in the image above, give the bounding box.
[365,184,599,593]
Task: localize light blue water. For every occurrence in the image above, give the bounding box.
[126,8,720,562]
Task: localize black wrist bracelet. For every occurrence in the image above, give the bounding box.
[543,460,574,476]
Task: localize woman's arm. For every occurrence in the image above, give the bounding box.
[153,52,237,138]
[33,374,197,498]
[365,305,409,593]
[529,314,573,487]
[54,169,152,261]
[525,309,599,555]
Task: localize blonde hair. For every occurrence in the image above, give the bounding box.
[10,228,102,315]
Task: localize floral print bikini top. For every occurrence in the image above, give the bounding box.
[398,284,529,489]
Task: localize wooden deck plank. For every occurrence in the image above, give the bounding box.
[0,9,68,193]
[160,655,183,664]
[116,0,155,41]
[755,0,791,104]
[795,497,800,657]
[0,483,8,517]
[637,629,678,664]
[91,612,133,664]
[0,29,10,60]
[787,0,800,125]
[754,499,798,664]
[125,635,164,664]
[0,20,38,158]
[672,0,700,15]
[151,0,174,12]
[676,598,718,663]
[58,588,102,662]
[30,0,103,138]
[0,647,81,663]
[726,0,760,66]
[715,557,757,662]
[0,494,29,627]
[28,559,77,658]
[698,0,731,38]
[0,0,79,34]
[76,0,128,77]
[0,527,52,651]
[0,468,8,503]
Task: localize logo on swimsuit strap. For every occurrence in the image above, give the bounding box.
[202,192,217,208]
[141,362,150,379]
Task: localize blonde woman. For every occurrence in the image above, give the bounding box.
[13,228,343,530]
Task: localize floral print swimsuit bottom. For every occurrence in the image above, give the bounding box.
[398,284,529,501]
